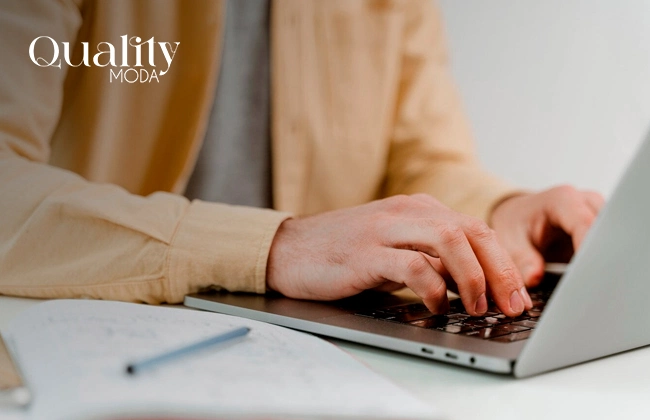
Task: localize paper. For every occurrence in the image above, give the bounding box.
[5,300,438,420]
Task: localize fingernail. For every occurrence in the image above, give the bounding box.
[520,286,533,309]
[510,290,524,313]
[475,293,488,315]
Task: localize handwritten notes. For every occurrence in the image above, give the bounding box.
[6,300,437,420]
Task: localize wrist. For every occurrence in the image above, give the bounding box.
[488,192,530,227]
[266,217,296,294]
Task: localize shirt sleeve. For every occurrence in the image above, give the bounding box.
[383,0,521,222]
[0,0,290,304]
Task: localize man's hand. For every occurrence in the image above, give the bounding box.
[490,185,605,288]
[267,194,532,317]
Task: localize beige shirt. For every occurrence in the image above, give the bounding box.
[0,0,517,304]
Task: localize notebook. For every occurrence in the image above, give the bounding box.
[1,300,438,420]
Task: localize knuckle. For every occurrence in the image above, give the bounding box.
[462,267,486,290]
[422,280,447,302]
[464,219,494,241]
[491,265,524,290]
[575,206,596,225]
[436,223,465,245]
[554,184,577,198]
[495,265,521,286]
[383,194,412,212]
[581,211,596,226]
[590,193,605,206]
[405,255,431,279]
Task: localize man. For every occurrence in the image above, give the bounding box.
[0,0,602,318]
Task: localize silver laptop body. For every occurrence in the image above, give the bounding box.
[185,130,650,378]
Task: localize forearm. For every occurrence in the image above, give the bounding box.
[0,155,290,303]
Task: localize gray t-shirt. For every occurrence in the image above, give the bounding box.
[184,0,272,208]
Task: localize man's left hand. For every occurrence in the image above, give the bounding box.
[490,185,605,287]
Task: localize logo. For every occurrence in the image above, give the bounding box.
[29,35,180,83]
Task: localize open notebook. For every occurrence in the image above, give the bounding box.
[2,300,438,420]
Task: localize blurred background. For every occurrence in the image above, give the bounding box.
[438,0,650,197]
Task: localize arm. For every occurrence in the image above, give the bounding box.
[383,1,604,287]
[383,0,518,223]
[0,0,289,303]
[266,0,602,313]
[265,1,529,317]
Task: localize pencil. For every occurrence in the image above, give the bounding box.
[125,326,251,375]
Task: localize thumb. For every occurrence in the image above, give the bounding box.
[512,242,545,288]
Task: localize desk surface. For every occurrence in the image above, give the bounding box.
[1,296,648,420]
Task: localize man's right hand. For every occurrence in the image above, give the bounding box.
[266,194,533,317]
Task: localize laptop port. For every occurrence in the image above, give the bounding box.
[445,352,458,360]
[421,347,434,355]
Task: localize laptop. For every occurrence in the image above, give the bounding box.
[185,130,650,378]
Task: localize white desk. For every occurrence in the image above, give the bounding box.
[2,296,648,420]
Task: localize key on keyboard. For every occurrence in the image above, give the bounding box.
[355,287,552,343]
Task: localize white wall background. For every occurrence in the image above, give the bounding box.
[438,0,650,197]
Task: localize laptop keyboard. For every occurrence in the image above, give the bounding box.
[355,289,551,343]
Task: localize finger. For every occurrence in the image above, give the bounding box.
[460,218,532,316]
[508,236,546,288]
[375,249,449,314]
[584,190,605,214]
[385,220,488,315]
[420,254,456,292]
[386,218,529,316]
[395,221,490,316]
[544,189,597,251]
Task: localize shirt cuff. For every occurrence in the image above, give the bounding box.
[165,200,292,303]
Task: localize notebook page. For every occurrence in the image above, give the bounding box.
[6,300,438,420]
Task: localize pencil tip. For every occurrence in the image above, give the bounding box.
[126,365,135,375]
